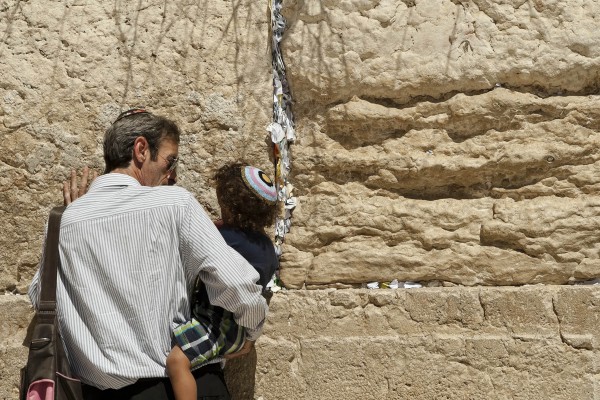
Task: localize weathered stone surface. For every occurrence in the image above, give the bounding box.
[279,0,600,288]
[1,0,273,397]
[0,295,34,400]
[282,0,600,105]
[4,286,600,400]
[227,287,599,400]
[282,185,600,287]
[0,0,272,294]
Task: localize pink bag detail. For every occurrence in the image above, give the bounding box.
[26,379,54,400]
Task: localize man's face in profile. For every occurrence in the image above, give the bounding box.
[139,137,179,187]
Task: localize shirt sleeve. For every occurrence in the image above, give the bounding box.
[28,269,41,310]
[245,325,263,341]
[179,194,268,339]
[28,220,49,310]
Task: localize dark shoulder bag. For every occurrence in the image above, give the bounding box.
[20,206,83,400]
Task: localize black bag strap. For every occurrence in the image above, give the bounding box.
[38,206,66,317]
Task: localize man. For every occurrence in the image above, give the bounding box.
[28,109,267,399]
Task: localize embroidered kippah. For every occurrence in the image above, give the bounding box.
[241,166,277,204]
[114,108,149,123]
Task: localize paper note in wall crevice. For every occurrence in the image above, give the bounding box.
[267,122,285,143]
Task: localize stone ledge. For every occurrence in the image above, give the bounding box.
[3,288,599,400]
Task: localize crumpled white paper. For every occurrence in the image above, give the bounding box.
[267,122,285,143]
[364,280,423,289]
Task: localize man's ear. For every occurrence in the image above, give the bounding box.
[133,137,148,164]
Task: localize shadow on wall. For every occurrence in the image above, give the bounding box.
[282,1,418,110]
[112,0,268,105]
[0,0,267,105]
[224,348,258,400]
[223,293,274,398]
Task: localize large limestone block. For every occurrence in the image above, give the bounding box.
[233,287,600,400]
[251,336,595,399]
[281,182,600,287]
[279,0,600,287]
[282,0,600,105]
[0,0,272,294]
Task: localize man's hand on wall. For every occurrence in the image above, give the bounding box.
[63,166,97,205]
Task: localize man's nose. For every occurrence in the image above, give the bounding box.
[166,168,177,186]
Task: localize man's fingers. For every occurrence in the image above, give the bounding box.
[65,167,95,205]
[78,166,89,197]
[70,169,78,201]
[63,180,72,206]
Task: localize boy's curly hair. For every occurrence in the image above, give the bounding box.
[214,162,277,232]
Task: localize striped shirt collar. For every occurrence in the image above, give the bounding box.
[89,173,142,191]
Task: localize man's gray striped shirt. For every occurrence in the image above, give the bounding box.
[28,173,267,390]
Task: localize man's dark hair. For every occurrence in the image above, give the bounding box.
[103,110,181,173]
[215,162,277,232]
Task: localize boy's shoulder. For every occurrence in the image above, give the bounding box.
[218,226,272,241]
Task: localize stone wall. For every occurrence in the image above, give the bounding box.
[2,0,600,399]
[4,287,600,399]
[280,0,600,288]
[0,0,273,295]
[235,286,600,399]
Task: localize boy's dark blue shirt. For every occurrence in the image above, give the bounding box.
[218,225,279,289]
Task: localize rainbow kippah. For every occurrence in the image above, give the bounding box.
[241,166,277,204]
